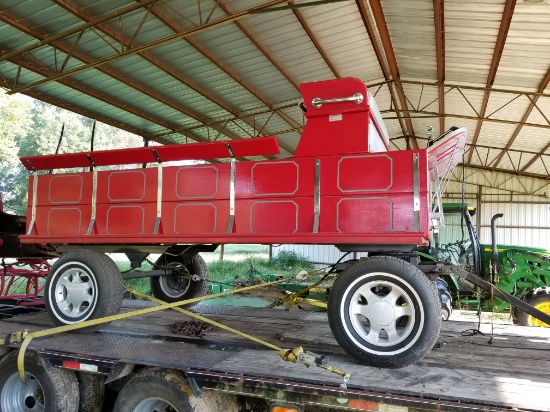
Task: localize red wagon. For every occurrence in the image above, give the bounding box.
[18,77,466,368]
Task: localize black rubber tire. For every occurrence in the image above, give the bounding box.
[328,256,442,368]
[0,350,79,412]
[112,368,193,412]
[436,277,453,321]
[514,287,550,327]
[151,253,209,305]
[45,249,124,331]
[77,372,104,412]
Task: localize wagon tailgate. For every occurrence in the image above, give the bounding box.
[427,127,467,180]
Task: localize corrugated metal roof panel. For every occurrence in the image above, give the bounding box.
[493,2,550,91]
[298,2,384,82]
[229,5,335,85]
[476,121,516,148]
[193,24,299,104]
[445,0,505,84]
[444,87,486,118]
[510,125,550,153]
[2,0,80,35]
[383,0,437,81]
[148,41,264,113]
[496,150,535,172]
[485,92,533,123]
[525,96,550,127]
[524,157,550,177]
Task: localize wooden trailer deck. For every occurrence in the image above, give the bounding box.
[0,300,548,411]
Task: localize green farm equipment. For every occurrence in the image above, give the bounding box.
[430,203,550,326]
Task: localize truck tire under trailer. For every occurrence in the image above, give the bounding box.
[0,350,79,412]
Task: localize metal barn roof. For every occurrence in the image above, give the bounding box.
[1,0,550,182]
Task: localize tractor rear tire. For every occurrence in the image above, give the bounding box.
[328,256,441,368]
[514,287,550,327]
[45,249,124,331]
[151,253,209,305]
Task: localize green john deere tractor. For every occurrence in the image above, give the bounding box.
[429,203,550,326]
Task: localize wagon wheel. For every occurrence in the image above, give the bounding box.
[45,249,124,331]
[0,350,79,412]
[328,256,441,368]
[151,253,209,305]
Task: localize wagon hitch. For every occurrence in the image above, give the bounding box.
[446,264,550,325]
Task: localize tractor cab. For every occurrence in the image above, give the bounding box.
[431,203,482,275]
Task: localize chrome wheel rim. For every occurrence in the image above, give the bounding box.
[341,272,424,354]
[51,262,98,322]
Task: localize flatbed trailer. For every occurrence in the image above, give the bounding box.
[0,300,548,412]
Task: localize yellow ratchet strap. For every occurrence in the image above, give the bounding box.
[15,278,283,381]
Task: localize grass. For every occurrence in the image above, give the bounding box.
[120,248,315,295]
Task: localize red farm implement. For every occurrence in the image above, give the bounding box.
[0,195,56,308]
[14,77,474,368]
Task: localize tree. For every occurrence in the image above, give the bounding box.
[0,92,143,214]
